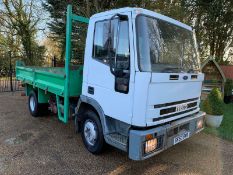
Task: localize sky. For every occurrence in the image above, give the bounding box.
[34,0,51,43]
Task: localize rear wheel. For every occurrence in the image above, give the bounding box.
[28,91,39,117]
[28,91,49,117]
[81,110,104,154]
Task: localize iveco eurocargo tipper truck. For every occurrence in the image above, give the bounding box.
[16,4,205,160]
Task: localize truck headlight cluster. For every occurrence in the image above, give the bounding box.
[145,138,157,154]
[197,119,203,129]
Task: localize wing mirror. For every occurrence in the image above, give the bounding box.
[108,14,129,77]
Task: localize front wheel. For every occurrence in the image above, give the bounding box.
[81,110,104,154]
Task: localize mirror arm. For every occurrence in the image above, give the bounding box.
[108,14,117,75]
[114,19,120,73]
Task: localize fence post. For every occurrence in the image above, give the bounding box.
[52,56,57,67]
[9,51,13,92]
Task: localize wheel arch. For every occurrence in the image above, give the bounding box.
[75,95,107,134]
[26,84,37,96]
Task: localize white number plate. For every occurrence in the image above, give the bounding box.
[174,132,190,145]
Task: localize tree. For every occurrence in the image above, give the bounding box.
[183,0,233,62]
[43,0,157,60]
[153,0,187,23]
[0,0,45,65]
[145,0,233,63]
[41,35,62,66]
[228,49,233,65]
[0,33,8,73]
[43,0,233,64]
[0,22,22,73]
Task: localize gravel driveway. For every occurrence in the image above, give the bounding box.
[0,92,233,175]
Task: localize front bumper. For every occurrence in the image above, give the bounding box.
[128,111,205,160]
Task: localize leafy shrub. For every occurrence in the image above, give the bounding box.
[203,88,224,115]
[224,79,233,96]
[202,98,211,114]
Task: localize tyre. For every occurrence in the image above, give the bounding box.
[28,91,40,117]
[28,91,49,117]
[81,110,104,154]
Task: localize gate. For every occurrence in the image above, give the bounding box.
[0,69,23,92]
[0,52,24,93]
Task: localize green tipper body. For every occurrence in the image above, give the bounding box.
[16,66,83,97]
[15,5,89,123]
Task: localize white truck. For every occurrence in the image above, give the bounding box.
[16,5,205,160]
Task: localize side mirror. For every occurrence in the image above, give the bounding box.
[108,14,128,77]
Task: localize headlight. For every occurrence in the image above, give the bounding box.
[145,138,157,154]
[197,119,203,129]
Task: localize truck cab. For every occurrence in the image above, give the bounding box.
[79,7,205,160]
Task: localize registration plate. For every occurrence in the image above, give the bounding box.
[174,132,190,145]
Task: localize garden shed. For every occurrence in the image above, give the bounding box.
[220,65,233,81]
[221,65,233,100]
[201,58,226,99]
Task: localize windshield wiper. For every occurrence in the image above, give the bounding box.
[187,68,194,73]
[161,67,183,73]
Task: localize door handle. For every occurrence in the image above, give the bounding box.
[88,86,94,95]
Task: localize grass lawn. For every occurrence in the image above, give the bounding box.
[204,103,233,141]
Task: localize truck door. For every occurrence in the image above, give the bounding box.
[85,11,134,124]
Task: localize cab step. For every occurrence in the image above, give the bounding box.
[105,133,128,152]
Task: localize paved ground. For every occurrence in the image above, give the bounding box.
[0,92,233,175]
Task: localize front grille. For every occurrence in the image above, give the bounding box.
[154,97,199,108]
[191,75,198,79]
[188,102,197,108]
[153,107,198,122]
[160,107,176,115]
[160,102,197,115]
[170,75,179,80]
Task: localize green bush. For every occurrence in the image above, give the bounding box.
[203,88,224,115]
[224,79,233,96]
[202,98,211,114]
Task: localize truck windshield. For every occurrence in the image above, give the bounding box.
[136,15,200,73]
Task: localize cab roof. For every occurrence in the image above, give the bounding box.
[91,7,192,31]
